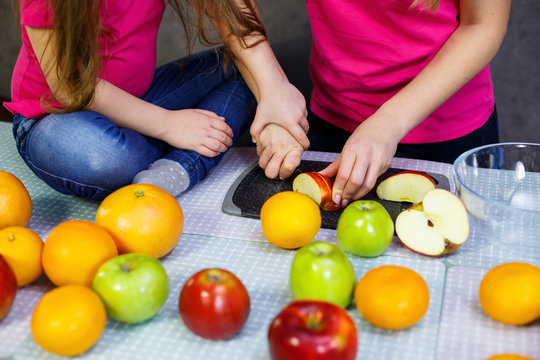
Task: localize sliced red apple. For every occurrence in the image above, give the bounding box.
[395,188,469,256]
[292,172,340,211]
[376,171,436,203]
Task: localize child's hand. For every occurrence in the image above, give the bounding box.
[319,115,400,207]
[250,82,310,150]
[160,109,234,157]
[256,123,304,180]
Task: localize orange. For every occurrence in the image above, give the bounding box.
[485,355,536,360]
[0,170,32,229]
[42,220,118,286]
[31,285,107,356]
[95,184,183,258]
[0,226,43,286]
[260,191,321,249]
[354,265,430,329]
[479,262,540,325]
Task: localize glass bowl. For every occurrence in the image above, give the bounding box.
[453,143,540,260]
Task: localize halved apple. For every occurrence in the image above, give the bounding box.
[292,172,340,211]
[376,171,436,203]
[395,188,469,256]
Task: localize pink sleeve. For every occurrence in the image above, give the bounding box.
[20,0,53,28]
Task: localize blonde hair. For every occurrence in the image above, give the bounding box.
[16,0,266,114]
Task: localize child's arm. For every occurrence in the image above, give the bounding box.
[206,0,309,179]
[26,26,233,158]
[320,0,511,207]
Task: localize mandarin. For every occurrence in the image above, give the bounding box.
[42,220,118,286]
[0,170,32,229]
[0,226,43,286]
[355,265,430,329]
[31,285,106,356]
[260,191,321,249]
[479,262,540,325]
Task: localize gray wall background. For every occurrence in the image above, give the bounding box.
[1,0,539,143]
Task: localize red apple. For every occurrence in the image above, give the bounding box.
[376,170,436,203]
[178,268,250,340]
[292,172,340,211]
[0,254,17,321]
[268,300,358,360]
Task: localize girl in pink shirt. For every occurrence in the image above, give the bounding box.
[5,0,309,199]
[304,0,511,207]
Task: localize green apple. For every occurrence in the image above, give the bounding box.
[336,200,394,257]
[93,253,169,324]
[290,241,356,308]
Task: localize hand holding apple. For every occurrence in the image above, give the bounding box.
[268,300,358,360]
[0,254,17,321]
[337,200,394,257]
[92,253,169,324]
[179,268,250,340]
[290,241,356,308]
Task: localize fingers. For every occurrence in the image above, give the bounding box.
[279,148,302,180]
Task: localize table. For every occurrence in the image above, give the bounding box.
[0,122,538,359]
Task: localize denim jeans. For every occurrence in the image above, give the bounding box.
[12,49,256,200]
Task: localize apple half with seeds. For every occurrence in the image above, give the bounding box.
[376,171,436,203]
[292,172,340,211]
[395,188,469,256]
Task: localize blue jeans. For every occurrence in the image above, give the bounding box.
[13,49,256,200]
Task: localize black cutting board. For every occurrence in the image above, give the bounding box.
[222,160,451,230]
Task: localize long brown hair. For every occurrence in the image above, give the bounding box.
[411,0,441,11]
[16,0,266,114]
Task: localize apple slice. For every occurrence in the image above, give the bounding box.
[292,172,340,211]
[395,188,469,256]
[376,171,436,203]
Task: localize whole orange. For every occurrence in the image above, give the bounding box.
[260,191,321,249]
[479,262,540,325]
[0,226,43,286]
[31,285,107,356]
[355,265,430,329]
[485,355,536,360]
[95,184,184,258]
[42,220,118,286]
[0,170,32,229]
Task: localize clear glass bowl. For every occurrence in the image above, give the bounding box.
[453,143,540,260]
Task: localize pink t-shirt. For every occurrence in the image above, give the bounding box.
[306,0,494,144]
[3,0,165,118]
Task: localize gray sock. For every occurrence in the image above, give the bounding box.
[132,159,190,197]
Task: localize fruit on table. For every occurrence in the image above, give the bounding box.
[336,200,394,257]
[485,354,537,360]
[292,172,340,210]
[31,285,106,356]
[0,254,17,321]
[260,191,321,249]
[268,300,358,360]
[376,170,436,203]
[0,226,43,287]
[93,253,169,324]
[0,170,32,229]
[479,262,540,325]
[355,265,429,329]
[42,220,118,286]
[290,241,355,308]
[95,183,184,258]
[179,268,250,340]
[395,188,469,256]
